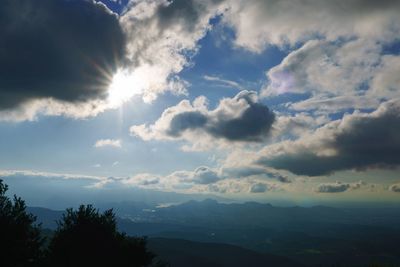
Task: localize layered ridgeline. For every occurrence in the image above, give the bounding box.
[29,199,400,267]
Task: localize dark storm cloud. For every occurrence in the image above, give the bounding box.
[265,172,291,183]
[250,183,268,193]
[167,166,222,185]
[191,166,221,184]
[206,98,275,141]
[225,167,266,177]
[139,177,160,186]
[389,183,400,193]
[257,100,400,176]
[156,0,217,32]
[316,181,366,193]
[0,0,126,110]
[222,166,291,183]
[167,112,208,137]
[131,91,275,143]
[166,91,275,142]
[316,182,350,193]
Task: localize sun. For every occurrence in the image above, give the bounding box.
[107,65,170,107]
[107,70,144,107]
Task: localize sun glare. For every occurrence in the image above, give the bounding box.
[107,65,167,107]
[107,70,143,107]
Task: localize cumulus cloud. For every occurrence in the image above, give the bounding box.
[190,166,221,184]
[0,0,126,119]
[109,166,224,193]
[139,177,160,186]
[0,98,112,122]
[126,173,161,186]
[131,91,275,147]
[4,0,400,122]
[208,179,273,194]
[264,39,380,95]
[368,55,400,101]
[272,113,329,139]
[223,0,400,51]
[223,1,400,114]
[261,39,388,112]
[249,182,269,193]
[168,166,222,185]
[264,172,291,183]
[108,166,278,194]
[222,166,291,183]
[256,100,400,176]
[0,0,227,120]
[316,182,350,193]
[119,0,226,102]
[122,165,290,194]
[89,173,161,189]
[389,183,400,193]
[94,139,122,148]
[315,181,366,193]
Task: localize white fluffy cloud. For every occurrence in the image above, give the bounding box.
[263,39,380,95]
[368,55,400,101]
[130,91,275,149]
[223,0,400,51]
[95,164,288,194]
[119,0,226,102]
[94,139,122,148]
[272,112,329,139]
[261,39,392,112]
[220,1,400,115]
[115,166,223,192]
[0,98,111,122]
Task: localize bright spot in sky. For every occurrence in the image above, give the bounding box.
[107,65,172,106]
[107,70,144,106]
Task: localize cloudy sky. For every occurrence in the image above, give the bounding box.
[1,0,400,206]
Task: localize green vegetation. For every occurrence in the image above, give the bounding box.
[0,179,160,267]
[0,179,44,267]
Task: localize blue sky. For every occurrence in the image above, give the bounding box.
[1,0,400,206]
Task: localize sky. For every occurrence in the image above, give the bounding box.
[0,0,400,207]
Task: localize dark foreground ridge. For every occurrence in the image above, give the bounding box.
[0,179,159,267]
[147,237,302,267]
[3,179,400,267]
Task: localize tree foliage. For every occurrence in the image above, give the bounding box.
[47,204,155,267]
[0,180,161,267]
[0,179,44,267]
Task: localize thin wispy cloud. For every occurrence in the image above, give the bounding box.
[203,75,244,91]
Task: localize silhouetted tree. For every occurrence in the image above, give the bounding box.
[48,204,155,267]
[0,179,44,267]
